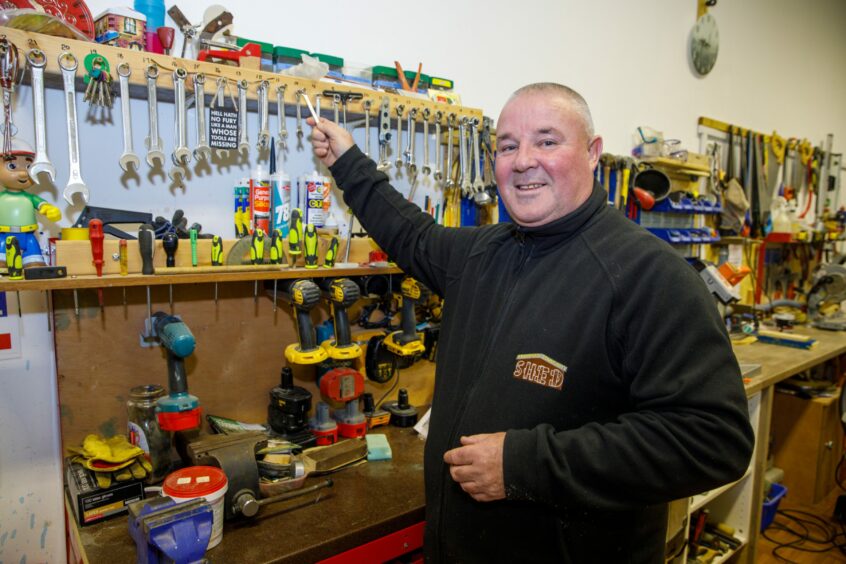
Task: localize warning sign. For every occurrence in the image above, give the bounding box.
[209,108,239,150]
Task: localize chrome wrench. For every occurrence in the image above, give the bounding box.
[377,97,391,171]
[237,80,249,156]
[458,118,469,195]
[172,68,190,166]
[116,63,140,172]
[192,73,211,161]
[433,111,444,182]
[445,113,456,189]
[407,108,418,175]
[394,104,404,169]
[59,53,88,204]
[144,65,165,167]
[276,84,287,151]
[471,118,485,194]
[27,49,55,182]
[295,89,304,146]
[257,80,270,150]
[362,99,372,158]
[421,108,431,176]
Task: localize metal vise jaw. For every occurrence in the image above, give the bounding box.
[128,496,213,564]
[187,431,267,520]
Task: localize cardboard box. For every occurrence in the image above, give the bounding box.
[66,459,144,526]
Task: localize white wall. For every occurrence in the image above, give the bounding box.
[2,0,845,561]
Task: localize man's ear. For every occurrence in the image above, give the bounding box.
[588,136,603,171]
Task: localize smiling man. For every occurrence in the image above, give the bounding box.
[309,83,753,563]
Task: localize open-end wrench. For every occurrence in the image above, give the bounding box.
[295,89,304,144]
[331,94,340,124]
[458,118,469,195]
[26,49,55,182]
[377,97,391,171]
[276,84,287,150]
[394,104,404,169]
[461,118,473,196]
[237,79,249,156]
[421,108,431,176]
[116,63,140,172]
[192,73,211,161]
[362,99,372,158]
[471,118,485,194]
[144,65,165,167]
[171,68,191,167]
[407,108,418,175]
[58,53,88,204]
[444,113,456,189]
[434,111,444,182]
[256,80,270,150]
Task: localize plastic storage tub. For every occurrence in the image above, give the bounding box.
[761,482,787,531]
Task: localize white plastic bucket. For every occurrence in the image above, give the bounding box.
[162,466,228,549]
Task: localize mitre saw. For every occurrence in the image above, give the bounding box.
[807,259,846,331]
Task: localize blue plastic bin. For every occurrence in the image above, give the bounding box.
[761,482,787,531]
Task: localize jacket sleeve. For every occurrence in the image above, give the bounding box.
[329,145,477,296]
[502,247,755,511]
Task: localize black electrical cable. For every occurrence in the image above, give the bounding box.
[763,508,843,562]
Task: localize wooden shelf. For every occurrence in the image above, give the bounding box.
[0,265,402,292]
[0,27,484,124]
[641,156,710,177]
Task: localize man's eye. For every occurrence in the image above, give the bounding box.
[499,145,516,153]
[540,140,557,147]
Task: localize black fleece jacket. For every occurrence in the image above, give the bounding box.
[330,146,754,563]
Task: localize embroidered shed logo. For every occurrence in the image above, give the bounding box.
[513,354,567,391]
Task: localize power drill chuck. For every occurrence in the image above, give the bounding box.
[289,279,321,309]
[330,278,360,308]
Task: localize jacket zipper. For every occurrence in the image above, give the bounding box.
[437,234,533,559]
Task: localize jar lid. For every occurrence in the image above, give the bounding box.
[130,384,166,399]
[162,466,227,498]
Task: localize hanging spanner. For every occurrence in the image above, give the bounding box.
[26,49,55,182]
[171,68,190,166]
[276,84,287,151]
[192,73,211,161]
[406,108,418,175]
[377,96,391,171]
[362,99,372,158]
[444,113,456,189]
[295,89,304,146]
[394,104,404,169]
[237,79,249,156]
[115,63,140,172]
[458,118,470,195]
[59,53,88,204]
[256,80,270,150]
[421,108,431,176]
[433,111,444,182]
[144,65,165,167]
[471,118,485,194]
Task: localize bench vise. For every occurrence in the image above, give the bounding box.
[128,496,213,564]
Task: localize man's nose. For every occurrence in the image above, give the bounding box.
[512,145,537,172]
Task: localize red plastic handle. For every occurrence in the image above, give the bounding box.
[88,219,104,277]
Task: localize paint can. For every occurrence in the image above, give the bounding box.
[162,466,228,548]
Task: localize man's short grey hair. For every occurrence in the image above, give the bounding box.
[509,83,595,140]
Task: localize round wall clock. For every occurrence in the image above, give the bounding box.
[690,12,719,76]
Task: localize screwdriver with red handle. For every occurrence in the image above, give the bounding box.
[88,219,105,309]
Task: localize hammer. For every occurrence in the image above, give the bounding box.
[599,154,616,203]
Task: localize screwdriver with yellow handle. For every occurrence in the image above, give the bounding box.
[269,229,285,265]
[5,236,22,280]
[323,237,339,268]
[288,208,303,267]
[303,224,318,269]
[251,229,265,304]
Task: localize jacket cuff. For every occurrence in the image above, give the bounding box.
[328,145,367,188]
[503,428,542,502]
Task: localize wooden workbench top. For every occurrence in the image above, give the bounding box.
[734,328,846,396]
[71,426,426,564]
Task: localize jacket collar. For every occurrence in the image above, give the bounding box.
[512,181,607,251]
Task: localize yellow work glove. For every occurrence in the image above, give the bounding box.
[38,202,61,222]
[67,434,152,488]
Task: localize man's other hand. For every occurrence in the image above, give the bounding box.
[443,432,506,502]
[307,117,354,167]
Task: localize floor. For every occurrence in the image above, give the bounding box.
[757,487,846,563]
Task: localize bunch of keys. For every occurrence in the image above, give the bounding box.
[83,54,113,108]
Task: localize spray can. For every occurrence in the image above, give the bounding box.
[271,168,291,237]
[303,172,325,227]
[250,164,271,234]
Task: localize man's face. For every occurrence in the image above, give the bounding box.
[0,155,34,192]
[494,91,602,227]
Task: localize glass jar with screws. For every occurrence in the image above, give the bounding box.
[127,384,172,483]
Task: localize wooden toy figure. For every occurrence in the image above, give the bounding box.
[0,138,61,268]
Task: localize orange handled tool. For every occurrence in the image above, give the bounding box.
[89,219,104,277]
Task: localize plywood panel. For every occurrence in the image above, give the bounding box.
[54,281,434,451]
